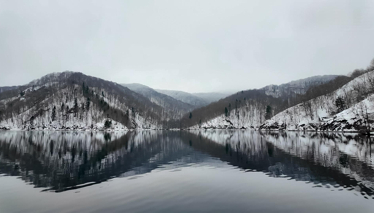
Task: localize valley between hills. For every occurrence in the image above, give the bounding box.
[1,60,374,133]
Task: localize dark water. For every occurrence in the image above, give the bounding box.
[0,130,374,213]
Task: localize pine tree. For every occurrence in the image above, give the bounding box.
[82,82,86,94]
[265,105,272,120]
[51,106,56,121]
[86,97,90,111]
[225,107,228,117]
[74,98,78,117]
[189,112,192,119]
[104,119,112,128]
[65,106,69,121]
[82,82,89,95]
[335,97,346,112]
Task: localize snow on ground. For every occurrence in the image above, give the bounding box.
[0,72,161,131]
[189,103,265,130]
[190,72,374,131]
[261,71,374,132]
[0,117,128,131]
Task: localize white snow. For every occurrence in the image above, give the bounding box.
[261,71,374,132]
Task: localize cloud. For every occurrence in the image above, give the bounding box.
[0,0,373,92]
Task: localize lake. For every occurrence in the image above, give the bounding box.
[0,130,373,213]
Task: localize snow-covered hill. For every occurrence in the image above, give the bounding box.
[260,71,374,132]
[260,75,339,99]
[186,72,373,131]
[123,83,195,119]
[189,100,268,129]
[0,72,164,130]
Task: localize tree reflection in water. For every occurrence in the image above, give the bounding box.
[0,130,373,199]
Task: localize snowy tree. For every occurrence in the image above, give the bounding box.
[335,97,346,113]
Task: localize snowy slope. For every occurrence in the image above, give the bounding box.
[0,72,163,130]
[185,75,340,130]
[261,71,374,131]
[187,72,372,131]
[189,101,267,129]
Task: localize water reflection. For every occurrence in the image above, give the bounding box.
[0,131,206,192]
[0,130,373,199]
[187,130,374,199]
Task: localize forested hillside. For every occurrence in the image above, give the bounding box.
[183,90,281,129]
[185,59,374,131]
[261,70,374,132]
[0,72,165,130]
[182,75,341,129]
[1,59,373,131]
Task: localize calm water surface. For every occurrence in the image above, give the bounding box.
[0,130,374,213]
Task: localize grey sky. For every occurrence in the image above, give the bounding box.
[1,0,374,93]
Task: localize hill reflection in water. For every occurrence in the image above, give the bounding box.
[0,130,373,199]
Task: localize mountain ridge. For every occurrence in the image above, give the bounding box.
[122,83,195,119]
[1,64,374,132]
[0,72,165,130]
[155,89,210,107]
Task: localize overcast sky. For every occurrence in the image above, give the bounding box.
[1,0,374,93]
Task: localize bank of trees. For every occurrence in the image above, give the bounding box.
[179,58,374,128]
[0,72,165,129]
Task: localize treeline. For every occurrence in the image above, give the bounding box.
[176,90,282,128]
[289,69,373,109]
[0,72,166,129]
[2,58,374,129]
[177,58,374,128]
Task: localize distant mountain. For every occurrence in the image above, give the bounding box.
[192,92,229,103]
[155,89,228,106]
[0,72,165,130]
[122,83,195,119]
[0,86,18,94]
[260,75,340,99]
